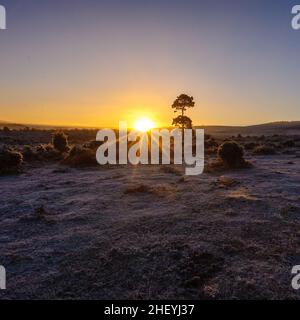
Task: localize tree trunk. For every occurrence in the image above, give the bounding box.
[181,109,184,157]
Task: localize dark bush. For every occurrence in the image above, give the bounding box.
[217,141,247,168]
[63,146,97,167]
[52,131,69,153]
[0,147,23,174]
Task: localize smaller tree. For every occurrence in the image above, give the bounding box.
[52,131,69,153]
[172,115,193,129]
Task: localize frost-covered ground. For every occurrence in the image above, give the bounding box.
[0,154,300,299]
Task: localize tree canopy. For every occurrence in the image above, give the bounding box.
[172,94,195,113]
[172,115,193,129]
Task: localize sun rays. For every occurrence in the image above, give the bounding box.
[133,118,155,132]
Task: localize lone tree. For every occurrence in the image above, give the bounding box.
[172,94,195,131]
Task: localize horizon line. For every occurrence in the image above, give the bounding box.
[1,120,300,130]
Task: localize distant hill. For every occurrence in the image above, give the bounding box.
[1,120,300,136]
[0,121,98,130]
[0,120,25,129]
[196,121,300,137]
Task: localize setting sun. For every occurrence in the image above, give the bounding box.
[133,118,155,132]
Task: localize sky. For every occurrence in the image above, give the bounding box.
[0,0,299,127]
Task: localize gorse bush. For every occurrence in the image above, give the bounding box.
[52,131,69,152]
[63,146,97,167]
[0,147,23,175]
[22,144,62,162]
[22,145,36,161]
[206,141,251,172]
[217,141,246,168]
[69,145,81,157]
[37,144,62,160]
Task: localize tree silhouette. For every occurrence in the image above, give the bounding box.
[172,94,195,131]
[172,115,192,129]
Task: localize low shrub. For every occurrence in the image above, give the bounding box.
[35,144,62,161]
[63,146,97,167]
[22,145,37,161]
[253,145,276,155]
[217,141,247,168]
[0,147,23,175]
[52,131,69,153]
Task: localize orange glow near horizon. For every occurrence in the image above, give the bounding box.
[1,91,294,128]
[133,118,155,132]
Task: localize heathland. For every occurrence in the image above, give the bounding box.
[0,122,299,299]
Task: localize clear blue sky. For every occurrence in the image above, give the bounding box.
[0,0,299,126]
